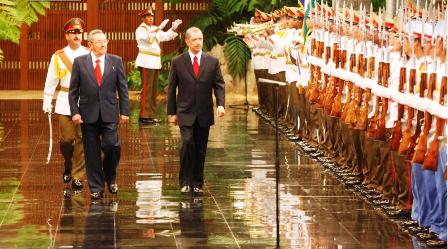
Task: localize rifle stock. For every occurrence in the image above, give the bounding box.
[355,55,368,130]
[317,45,332,107]
[310,40,325,103]
[330,49,347,117]
[406,71,427,160]
[390,66,407,150]
[399,68,417,155]
[342,53,357,123]
[367,58,382,137]
[374,61,390,140]
[422,75,447,170]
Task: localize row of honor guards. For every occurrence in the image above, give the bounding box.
[233,1,447,247]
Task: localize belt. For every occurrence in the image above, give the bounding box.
[139,50,161,57]
[60,86,69,92]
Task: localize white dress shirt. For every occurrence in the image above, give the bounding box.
[91,52,105,75]
[188,50,202,65]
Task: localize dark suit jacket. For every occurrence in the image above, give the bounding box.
[69,53,130,123]
[167,52,225,127]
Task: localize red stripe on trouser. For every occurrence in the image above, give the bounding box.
[390,154,397,181]
[140,68,147,116]
[406,160,412,211]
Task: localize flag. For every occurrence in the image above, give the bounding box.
[302,0,315,45]
[298,0,305,9]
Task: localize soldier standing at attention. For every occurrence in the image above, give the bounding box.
[42,18,90,189]
[135,6,182,125]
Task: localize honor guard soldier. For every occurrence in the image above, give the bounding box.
[135,6,182,125]
[42,18,89,189]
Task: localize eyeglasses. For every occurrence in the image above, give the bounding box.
[92,39,109,45]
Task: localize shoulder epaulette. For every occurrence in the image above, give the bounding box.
[55,49,65,55]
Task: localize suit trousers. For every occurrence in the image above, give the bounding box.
[81,116,120,193]
[139,67,160,119]
[179,119,210,188]
[59,114,85,180]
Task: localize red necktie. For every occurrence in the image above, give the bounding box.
[95,59,102,86]
[193,56,200,79]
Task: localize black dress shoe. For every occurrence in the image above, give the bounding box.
[373,199,391,206]
[108,183,118,194]
[139,117,155,125]
[91,192,103,200]
[193,187,203,195]
[400,220,418,227]
[63,188,71,200]
[148,118,161,123]
[180,185,190,193]
[63,170,72,183]
[345,179,361,186]
[426,239,447,248]
[139,117,149,123]
[366,193,383,200]
[417,232,439,241]
[360,189,377,195]
[72,179,83,189]
[386,209,410,218]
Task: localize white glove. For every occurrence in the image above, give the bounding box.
[159,19,170,30]
[43,95,53,113]
[171,19,182,30]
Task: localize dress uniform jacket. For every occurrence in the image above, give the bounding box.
[43,46,90,115]
[135,22,178,69]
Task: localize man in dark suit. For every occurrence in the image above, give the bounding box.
[167,27,225,194]
[69,29,130,199]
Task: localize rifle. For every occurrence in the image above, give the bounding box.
[330,41,346,117]
[318,35,332,107]
[355,57,370,130]
[399,67,417,154]
[310,30,325,103]
[342,52,356,123]
[342,4,355,122]
[353,6,369,130]
[404,64,427,160]
[325,40,340,113]
[326,1,341,114]
[390,9,406,150]
[375,51,390,140]
[350,46,366,128]
[423,7,448,170]
[330,1,346,117]
[399,27,418,155]
[375,23,390,141]
[390,62,407,150]
[422,74,446,170]
[367,25,383,137]
[306,1,319,99]
[413,31,437,163]
[412,73,435,164]
[307,32,317,99]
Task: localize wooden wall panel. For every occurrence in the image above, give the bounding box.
[0,0,210,90]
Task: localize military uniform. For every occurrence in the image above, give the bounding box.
[42,18,89,187]
[136,7,180,124]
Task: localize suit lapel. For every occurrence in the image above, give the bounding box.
[84,54,98,86]
[197,53,207,80]
[183,52,196,80]
[102,54,112,85]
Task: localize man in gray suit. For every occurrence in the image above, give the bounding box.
[167,27,225,194]
[69,29,130,199]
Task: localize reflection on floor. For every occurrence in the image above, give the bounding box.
[0,99,416,249]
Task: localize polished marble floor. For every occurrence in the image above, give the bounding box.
[0,99,418,249]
